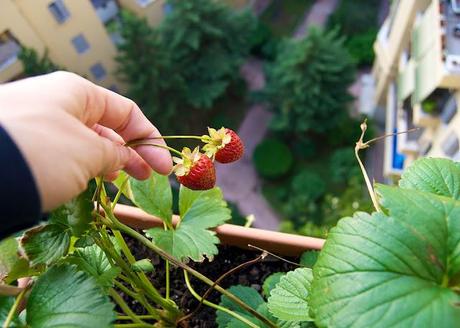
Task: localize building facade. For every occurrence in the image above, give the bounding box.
[0,0,250,90]
[373,0,460,178]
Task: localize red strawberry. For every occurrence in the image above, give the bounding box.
[202,128,244,163]
[215,129,244,163]
[174,147,216,190]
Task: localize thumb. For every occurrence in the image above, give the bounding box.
[98,137,132,175]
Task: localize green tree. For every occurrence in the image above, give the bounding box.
[265,28,355,137]
[159,0,256,109]
[18,47,61,76]
[115,11,184,132]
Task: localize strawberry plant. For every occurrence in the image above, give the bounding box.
[2,121,460,327]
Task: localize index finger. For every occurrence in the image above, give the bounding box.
[60,72,173,175]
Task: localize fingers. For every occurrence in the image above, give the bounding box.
[93,124,152,180]
[45,72,173,175]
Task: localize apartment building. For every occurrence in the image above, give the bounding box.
[373,0,460,178]
[0,0,250,90]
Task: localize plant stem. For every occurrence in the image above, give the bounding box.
[117,315,157,320]
[110,217,277,328]
[3,287,27,328]
[126,141,183,157]
[109,288,147,326]
[129,136,205,142]
[112,176,129,210]
[114,281,161,321]
[114,324,152,328]
[355,120,382,213]
[165,259,170,300]
[183,271,259,328]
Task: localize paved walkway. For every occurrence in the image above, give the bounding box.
[218,0,339,230]
[293,0,339,38]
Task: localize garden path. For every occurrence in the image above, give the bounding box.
[217,0,339,230]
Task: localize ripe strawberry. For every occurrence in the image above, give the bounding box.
[174,147,216,190]
[202,127,244,163]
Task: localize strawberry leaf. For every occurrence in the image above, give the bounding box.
[49,188,93,237]
[146,186,230,262]
[21,224,70,266]
[310,210,460,327]
[114,171,173,225]
[399,157,460,199]
[262,272,285,297]
[67,244,121,290]
[0,237,34,284]
[27,264,115,327]
[267,268,313,322]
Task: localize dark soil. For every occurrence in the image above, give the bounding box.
[120,236,298,327]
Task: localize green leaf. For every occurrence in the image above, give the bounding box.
[300,251,319,268]
[0,295,23,327]
[217,285,265,327]
[399,157,460,199]
[146,225,220,262]
[131,259,154,273]
[310,212,460,328]
[268,268,313,322]
[49,188,93,237]
[262,272,285,297]
[117,171,173,225]
[377,185,460,277]
[21,224,70,266]
[27,264,115,327]
[0,238,33,284]
[146,186,230,262]
[68,244,120,289]
[179,186,223,217]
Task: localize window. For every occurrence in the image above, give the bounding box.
[71,34,89,54]
[48,0,70,23]
[136,0,153,8]
[90,63,107,80]
[0,31,21,71]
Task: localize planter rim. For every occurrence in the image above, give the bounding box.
[114,204,325,257]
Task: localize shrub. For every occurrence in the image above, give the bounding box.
[265,28,355,137]
[253,138,293,178]
[329,147,361,184]
[345,28,378,67]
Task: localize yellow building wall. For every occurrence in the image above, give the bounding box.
[0,0,45,82]
[118,0,166,26]
[13,0,119,89]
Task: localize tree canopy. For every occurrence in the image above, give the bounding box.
[265,28,355,137]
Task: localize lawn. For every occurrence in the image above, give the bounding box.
[260,0,315,36]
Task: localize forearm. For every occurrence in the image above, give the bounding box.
[0,125,41,239]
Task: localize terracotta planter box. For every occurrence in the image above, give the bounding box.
[114,204,325,257]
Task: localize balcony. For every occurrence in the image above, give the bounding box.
[91,0,120,24]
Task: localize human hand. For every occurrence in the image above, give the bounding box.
[0,71,172,212]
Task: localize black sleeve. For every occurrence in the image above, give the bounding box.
[0,125,41,239]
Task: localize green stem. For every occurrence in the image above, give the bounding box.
[165,260,170,301]
[109,288,147,326]
[114,324,152,328]
[117,315,157,320]
[183,271,259,328]
[113,281,161,321]
[109,216,276,328]
[130,136,205,141]
[112,176,129,210]
[126,141,183,157]
[3,287,27,328]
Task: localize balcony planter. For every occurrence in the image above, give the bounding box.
[114,204,325,256]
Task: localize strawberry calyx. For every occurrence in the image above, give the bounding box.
[172,146,202,177]
[202,127,232,159]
